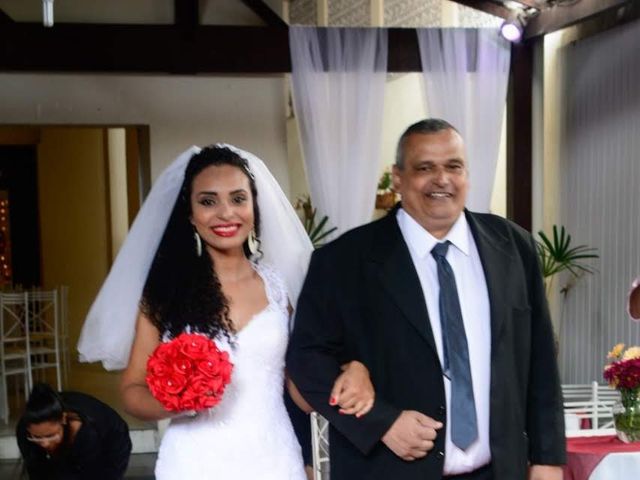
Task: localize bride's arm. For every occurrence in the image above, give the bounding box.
[120,312,174,421]
[286,362,375,418]
[286,376,314,414]
[286,303,315,413]
[330,361,375,418]
[286,306,374,417]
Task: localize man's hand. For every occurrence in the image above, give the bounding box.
[381,410,443,461]
[528,465,563,480]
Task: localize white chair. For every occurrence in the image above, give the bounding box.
[564,399,616,430]
[310,412,330,480]
[58,286,70,388]
[562,382,596,401]
[0,292,32,424]
[562,381,619,432]
[27,289,62,390]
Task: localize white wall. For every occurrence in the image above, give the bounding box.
[107,128,129,259]
[547,21,640,384]
[0,74,290,193]
[380,73,427,169]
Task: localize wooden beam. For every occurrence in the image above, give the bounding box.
[447,1,512,20]
[240,0,287,28]
[388,29,421,72]
[174,0,199,30]
[0,23,424,73]
[506,41,534,232]
[0,23,291,74]
[550,0,640,44]
[524,0,634,39]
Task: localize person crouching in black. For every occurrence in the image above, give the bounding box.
[16,383,132,480]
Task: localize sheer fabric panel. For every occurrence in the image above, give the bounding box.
[417,28,510,212]
[289,26,388,235]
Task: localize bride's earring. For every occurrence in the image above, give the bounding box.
[194,231,202,257]
[247,228,258,256]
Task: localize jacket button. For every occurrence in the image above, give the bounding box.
[436,451,445,458]
[438,405,446,414]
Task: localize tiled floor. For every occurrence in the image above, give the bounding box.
[0,453,157,479]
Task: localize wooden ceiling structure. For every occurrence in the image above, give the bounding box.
[1,0,639,230]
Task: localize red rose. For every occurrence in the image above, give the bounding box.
[173,357,194,376]
[158,372,187,395]
[159,392,181,411]
[153,342,180,363]
[147,357,171,378]
[179,396,197,411]
[190,375,224,409]
[196,358,222,378]
[178,333,213,360]
[188,374,211,394]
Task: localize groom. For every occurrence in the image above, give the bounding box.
[287,119,565,479]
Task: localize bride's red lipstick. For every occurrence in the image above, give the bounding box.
[210,224,241,237]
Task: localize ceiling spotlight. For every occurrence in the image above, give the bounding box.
[42,0,54,28]
[500,12,526,43]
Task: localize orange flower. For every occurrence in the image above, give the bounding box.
[608,343,625,359]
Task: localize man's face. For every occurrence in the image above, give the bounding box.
[392,129,469,238]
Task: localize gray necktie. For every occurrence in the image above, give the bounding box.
[431,241,478,450]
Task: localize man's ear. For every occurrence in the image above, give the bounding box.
[392,165,402,192]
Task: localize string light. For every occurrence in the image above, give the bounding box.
[0,198,12,284]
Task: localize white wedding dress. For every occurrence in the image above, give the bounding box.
[155,263,307,479]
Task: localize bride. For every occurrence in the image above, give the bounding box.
[78,145,373,478]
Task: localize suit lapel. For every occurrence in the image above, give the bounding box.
[368,211,439,356]
[465,211,514,349]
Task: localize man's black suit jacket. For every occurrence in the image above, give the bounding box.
[287,209,565,480]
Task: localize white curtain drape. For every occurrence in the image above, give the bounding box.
[289,26,388,235]
[417,28,510,212]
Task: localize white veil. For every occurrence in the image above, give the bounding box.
[77,145,313,370]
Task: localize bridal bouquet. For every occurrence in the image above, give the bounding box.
[146,332,233,412]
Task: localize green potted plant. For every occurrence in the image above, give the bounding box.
[536,225,599,298]
[294,196,337,249]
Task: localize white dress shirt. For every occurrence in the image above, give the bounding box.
[396,208,491,474]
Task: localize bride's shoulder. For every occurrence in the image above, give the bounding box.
[253,262,288,310]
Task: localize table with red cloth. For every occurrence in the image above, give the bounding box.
[564,434,640,480]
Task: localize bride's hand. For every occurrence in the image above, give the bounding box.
[330,360,375,418]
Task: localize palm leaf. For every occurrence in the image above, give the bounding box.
[310,215,330,240]
[536,225,599,295]
[295,195,337,248]
[311,226,338,244]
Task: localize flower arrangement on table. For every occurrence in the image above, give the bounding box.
[375,167,399,211]
[603,343,640,442]
[146,332,233,413]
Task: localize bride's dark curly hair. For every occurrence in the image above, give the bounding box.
[140,145,261,340]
